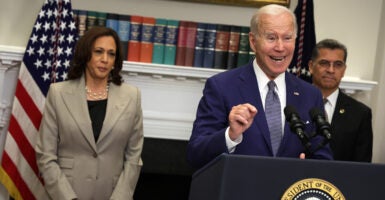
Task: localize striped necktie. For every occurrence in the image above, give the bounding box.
[265,80,282,156]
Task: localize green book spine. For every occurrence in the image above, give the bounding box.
[96,11,107,27]
[163,19,179,65]
[152,18,167,64]
[237,26,251,67]
[86,11,98,31]
[77,10,87,37]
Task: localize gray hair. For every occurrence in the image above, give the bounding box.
[250,4,297,37]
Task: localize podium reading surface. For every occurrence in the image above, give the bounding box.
[189,154,385,200]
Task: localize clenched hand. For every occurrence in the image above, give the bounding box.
[228,103,257,141]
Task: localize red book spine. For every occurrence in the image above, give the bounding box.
[184,21,198,67]
[227,26,241,69]
[214,25,231,69]
[175,21,189,66]
[127,15,143,62]
[139,17,156,63]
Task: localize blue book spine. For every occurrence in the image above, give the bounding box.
[141,18,155,44]
[117,14,130,60]
[193,23,207,67]
[202,24,217,68]
[118,15,130,42]
[106,13,119,33]
[163,19,179,65]
[152,18,167,64]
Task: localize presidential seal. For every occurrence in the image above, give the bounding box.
[281,178,345,200]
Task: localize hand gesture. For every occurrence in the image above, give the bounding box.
[228,103,257,141]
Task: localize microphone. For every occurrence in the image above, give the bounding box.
[284,105,311,151]
[309,107,332,144]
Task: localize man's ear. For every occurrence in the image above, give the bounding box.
[248,32,257,53]
[308,60,314,74]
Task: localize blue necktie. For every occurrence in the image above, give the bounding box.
[265,80,282,156]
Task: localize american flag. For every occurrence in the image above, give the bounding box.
[0,0,77,199]
[288,0,316,83]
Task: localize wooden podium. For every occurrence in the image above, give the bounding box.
[189,154,385,200]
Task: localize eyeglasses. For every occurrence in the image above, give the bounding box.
[317,60,346,69]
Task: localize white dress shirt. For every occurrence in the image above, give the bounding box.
[324,89,339,123]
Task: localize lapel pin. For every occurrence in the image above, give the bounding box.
[294,92,299,96]
[339,109,345,114]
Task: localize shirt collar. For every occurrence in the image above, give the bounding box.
[253,59,286,93]
[325,89,339,107]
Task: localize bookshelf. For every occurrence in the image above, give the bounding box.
[74,9,253,69]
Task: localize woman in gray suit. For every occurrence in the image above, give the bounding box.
[36,26,143,200]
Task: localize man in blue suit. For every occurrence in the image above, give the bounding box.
[187,4,333,169]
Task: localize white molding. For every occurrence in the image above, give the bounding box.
[123,61,221,80]
[0,45,24,66]
[0,45,378,140]
[123,61,378,93]
[340,76,377,94]
[0,46,23,128]
[0,102,12,128]
[143,111,193,140]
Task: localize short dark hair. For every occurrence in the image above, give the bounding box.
[311,39,348,62]
[68,26,123,85]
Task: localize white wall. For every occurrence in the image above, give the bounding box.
[371,1,385,163]
[1,0,384,158]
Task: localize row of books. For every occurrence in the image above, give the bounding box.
[73,10,255,69]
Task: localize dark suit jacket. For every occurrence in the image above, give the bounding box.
[330,90,373,162]
[187,63,333,169]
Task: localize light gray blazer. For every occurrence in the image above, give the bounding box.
[36,76,143,200]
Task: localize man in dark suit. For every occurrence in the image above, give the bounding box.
[187,4,333,169]
[308,38,373,162]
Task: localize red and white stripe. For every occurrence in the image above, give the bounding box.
[1,64,49,200]
[296,0,307,76]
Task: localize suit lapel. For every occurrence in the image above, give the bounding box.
[61,76,97,152]
[285,73,303,117]
[279,73,302,153]
[332,90,349,127]
[238,65,271,148]
[97,83,130,143]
